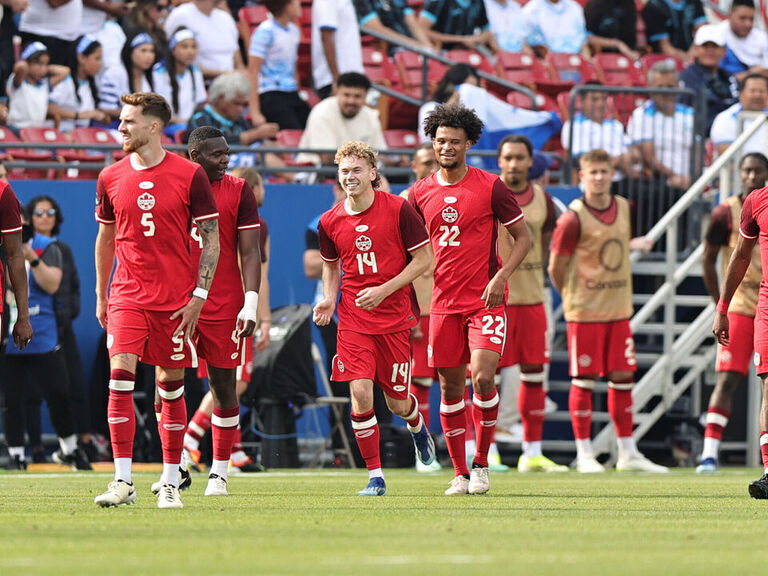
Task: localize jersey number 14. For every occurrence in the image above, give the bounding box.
[356,252,378,274]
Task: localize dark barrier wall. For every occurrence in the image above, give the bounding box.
[9,180,580,396]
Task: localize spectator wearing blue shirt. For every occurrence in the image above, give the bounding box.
[247,0,310,130]
[353,0,433,52]
[522,0,590,59]
[483,0,529,54]
[642,0,707,60]
[418,0,498,53]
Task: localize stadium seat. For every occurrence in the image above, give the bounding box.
[238,5,269,51]
[495,51,549,90]
[443,49,496,76]
[544,52,599,88]
[71,126,126,161]
[19,127,97,162]
[640,53,685,78]
[276,129,304,149]
[362,46,395,85]
[593,53,646,86]
[507,90,560,118]
[297,86,320,109]
[383,129,420,149]
[393,51,447,93]
[0,126,52,179]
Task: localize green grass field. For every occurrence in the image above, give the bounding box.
[0,468,766,575]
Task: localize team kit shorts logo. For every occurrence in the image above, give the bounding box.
[393,385,406,392]
[337,358,345,373]
[355,235,372,251]
[427,344,433,358]
[578,354,592,368]
[137,191,156,211]
[755,353,761,367]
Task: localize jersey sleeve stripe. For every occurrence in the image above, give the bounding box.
[739,228,758,239]
[320,254,339,262]
[502,213,524,226]
[1,225,23,234]
[406,238,430,252]
[237,223,261,230]
[193,212,219,221]
[95,216,116,224]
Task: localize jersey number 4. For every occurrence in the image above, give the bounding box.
[438,225,460,246]
[356,252,378,274]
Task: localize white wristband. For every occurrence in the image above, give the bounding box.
[192,287,208,300]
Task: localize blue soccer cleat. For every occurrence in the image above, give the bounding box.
[695,457,717,474]
[411,426,436,466]
[357,477,386,496]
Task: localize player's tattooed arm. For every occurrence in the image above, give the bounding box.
[196,217,220,291]
[170,217,219,339]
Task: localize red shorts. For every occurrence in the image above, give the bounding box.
[106,304,197,369]
[566,319,636,377]
[499,303,549,368]
[412,316,437,380]
[332,329,412,400]
[197,337,254,382]
[429,305,507,368]
[753,308,768,375]
[195,317,246,370]
[716,312,754,376]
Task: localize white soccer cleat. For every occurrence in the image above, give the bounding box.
[204,474,229,496]
[616,454,669,473]
[576,455,606,474]
[444,475,470,495]
[518,454,569,473]
[416,459,442,473]
[156,484,184,508]
[468,466,490,494]
[94,480,136,507]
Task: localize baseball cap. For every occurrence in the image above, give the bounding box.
[694,24,726,47]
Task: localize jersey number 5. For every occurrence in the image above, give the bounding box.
[438,225,460,246]
[356,252,378,274]
[141,213,155,237]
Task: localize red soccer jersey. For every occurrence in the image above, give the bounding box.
[96,152,218,311]
[318,189,429,334]
[190,174,260,320]
[408,166,524,314]
[0,181,22,310]
[740,187,768,288]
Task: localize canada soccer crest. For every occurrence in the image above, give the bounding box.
[441,206,458,223]
[137,192,155,211]
[355,235,372,251]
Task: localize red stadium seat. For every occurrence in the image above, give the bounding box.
[276,129,304,149]
[19,127,98,162]
[544,52,599,86]
[0,126,52,178]
[507,90,560,117]
[640,53,685,79]
[383,129,420,149]
[71,126,126,161]
[362,46,395,85]
[495,51,549,89]
[393,51,447,92]
[593,53,646,86]
[238,5,270,51]
[443,49,496,76]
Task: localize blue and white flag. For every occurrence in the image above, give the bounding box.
[457,83,562,170]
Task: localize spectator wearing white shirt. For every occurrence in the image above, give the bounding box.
[628,59,695,190]
[48,35,111,132]
[311,0,364,99]
[97,32,155,119]
[717,0,768,84]
[163,0,244,80]
[483,0,529,54]
[152,28,207,135]
[81,0,125,36]
[19,0,82,70]
[522,0,590,60]
[561,83,631,185]
[248,0,310,130]
[710,73,768,157]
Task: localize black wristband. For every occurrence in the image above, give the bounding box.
[30,258,41,268]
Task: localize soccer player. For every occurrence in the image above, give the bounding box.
[714,171,768,498]
[178,162,270,482]
[400,142,441,473]
[700,153,768,473]
[548,148,667,474]
[496,135,567,473]
[0,171,33,352]
[313,140,435,496]
[94,92,220,508]
[408,103,531,495]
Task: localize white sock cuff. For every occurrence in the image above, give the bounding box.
[706,412,729,428]
[440,400,465,414]
[473,392,499,409]
[405,394,420,422]
[572,379,595,390]
[522,371,546,383]
[158,385,184,400]
[352,415,377,429]
[608,381,633,391]
[109,378,135,392]
[211,414,240,428]
[760,434,768,446]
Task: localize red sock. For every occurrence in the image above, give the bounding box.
[186,409,212,445]
[440,397,468,477]
[761,432,768,470]
[569,383,593,440]
[412,383,432,428]
[158,379,186,465]
[351,409,381,470]
[232,425,243,452]
[211,406,239,462]
[704,407,730,440]
[607,385,634,438]
[472,390,499,468]
[108,369,136,459]
[464,387,474,441]
[519,381,546,443]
